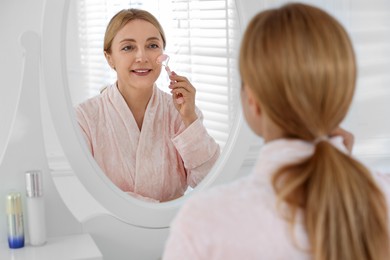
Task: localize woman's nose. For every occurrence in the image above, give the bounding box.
[135,48,147,62]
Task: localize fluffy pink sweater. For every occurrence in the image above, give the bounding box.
[163,137,390,259]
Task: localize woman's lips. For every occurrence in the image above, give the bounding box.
[131,69,152,76]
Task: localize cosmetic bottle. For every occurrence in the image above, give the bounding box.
[6,192,25,249]
[25,170,46,246]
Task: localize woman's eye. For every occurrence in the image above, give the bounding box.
[149,43,159,49]
[122,45,134,51]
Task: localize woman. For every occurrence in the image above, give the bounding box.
[76,9,220,202]
[163,3,390,259]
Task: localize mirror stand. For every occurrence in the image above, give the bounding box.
[0,30,101,259]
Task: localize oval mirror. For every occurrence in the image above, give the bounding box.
[42,0,254,228]
[66,0,241,201]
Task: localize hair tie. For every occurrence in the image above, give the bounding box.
[314,136,328,145]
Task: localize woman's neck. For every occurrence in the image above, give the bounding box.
[116,81,154,130]
[260,112,287,143]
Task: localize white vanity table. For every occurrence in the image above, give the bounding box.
[0,234,102,260]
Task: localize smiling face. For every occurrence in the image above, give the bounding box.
[105,19,164,92]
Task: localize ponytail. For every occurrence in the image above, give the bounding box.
[273,141,389,260]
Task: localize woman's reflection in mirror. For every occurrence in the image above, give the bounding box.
[163,3,390,259]
[75,9,220,202]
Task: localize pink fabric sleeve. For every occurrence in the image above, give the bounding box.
[172,118,220,187]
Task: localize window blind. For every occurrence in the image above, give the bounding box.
[72,0,241,149]
[343,0,390,170]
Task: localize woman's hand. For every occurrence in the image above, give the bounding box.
[169,71,198,127]
[330,127,355,153]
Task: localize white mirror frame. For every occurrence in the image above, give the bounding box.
[42,0,254,228]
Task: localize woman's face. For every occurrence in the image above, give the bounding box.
[106,19,164,90]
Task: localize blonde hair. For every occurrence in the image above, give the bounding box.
[239,3,389,260]
[103,8,166,53]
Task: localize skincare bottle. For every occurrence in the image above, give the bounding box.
[6,192,25,249]
[25,170,46,246]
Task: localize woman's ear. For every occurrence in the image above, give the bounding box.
[246,86,262,117]
[104,51,115,70]
[241,84,263,136]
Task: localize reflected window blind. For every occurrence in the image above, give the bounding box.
[75,0,241,149]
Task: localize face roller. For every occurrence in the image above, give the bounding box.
[156,54,172,76]
[156,54,184,104]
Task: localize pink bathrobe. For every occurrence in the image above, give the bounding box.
[75,83,220,202]
[163,137,390,259]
